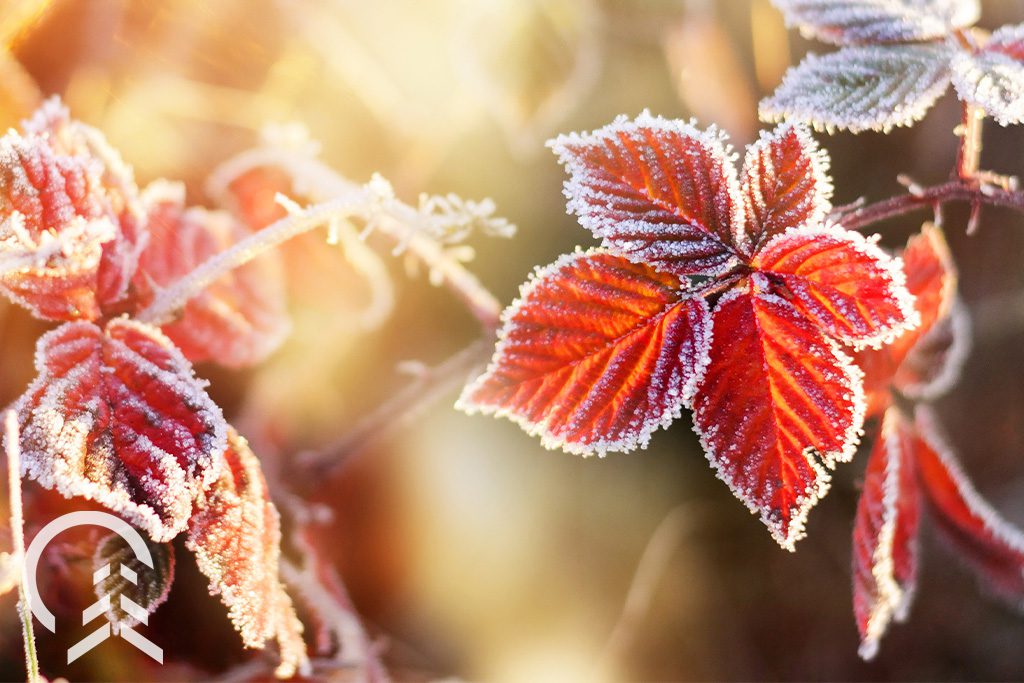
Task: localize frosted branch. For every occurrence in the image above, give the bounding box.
[205,130,510,330]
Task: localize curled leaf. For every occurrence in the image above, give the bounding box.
[855,224,965,416]
[459,249,712,455]
[93,530,174,630]
[186,428,308,678]
[759,44,954,133]
[852,408,921,660]
[914,407,1024,608]
[136,181,290,368]
[13,318,227,541]
[692,288,865,550]
[548,112,743,277]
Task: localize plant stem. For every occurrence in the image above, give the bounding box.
[833,180,1024,232]
[956,102,984,181]
[5,411,39,683]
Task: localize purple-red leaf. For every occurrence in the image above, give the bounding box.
[692,287,865,550]
[13,319,227,541]
[459,249,712,455]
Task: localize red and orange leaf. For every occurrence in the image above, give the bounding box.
[752,226,917,348]
[13,319,227,541]
[852,407,921,660]
[855,224,962,415]
[135,182,290,368]
[548,112,743,277]
[913,407,1024,608]
[458,249,712,455]
[186,428,308,679]
[692,288,865,550]
[738,123,832,257]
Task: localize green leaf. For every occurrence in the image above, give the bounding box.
[760,44,954,134]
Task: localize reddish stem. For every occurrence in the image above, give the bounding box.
[833,181,1024,232]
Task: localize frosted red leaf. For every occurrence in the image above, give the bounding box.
[752,226,918,348]
[186,428,308,679]
[23,97,147,309]
[855,224,963,416]
[852,408,921,660]
[548,112,743,277]
[135,182,289,368]
[770,0,979,46]
[0,130,115,320]
[738,123,832,257]
[458,249,713,455]
[913,407,1024,608]
[692,288,865,550]
[13,318,227,542]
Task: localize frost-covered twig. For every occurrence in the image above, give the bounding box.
[300,339,492,480]
[5,410,40,683]
[206,129,510,331]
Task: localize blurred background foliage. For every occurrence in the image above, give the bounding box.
[2,0,1024,680]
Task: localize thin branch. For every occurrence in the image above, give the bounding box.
[832,180,1024,232]
[6,411,39,683]
[298,339,492,482]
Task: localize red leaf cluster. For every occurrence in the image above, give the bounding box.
[462,113,918,548]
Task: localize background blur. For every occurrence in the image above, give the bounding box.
[3,0,1024,680]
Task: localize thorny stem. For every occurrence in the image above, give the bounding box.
[832,180,1024,232]
[6,411,40,683]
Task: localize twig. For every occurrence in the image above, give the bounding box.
[206,142,507,332]
[833,180,1024,232]
[6,410,40,683]
[298,339,492,482]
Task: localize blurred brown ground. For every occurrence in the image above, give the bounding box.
[3,0,1024,680]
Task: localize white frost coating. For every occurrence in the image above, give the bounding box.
[203,126,511,330]
[858,408,915,660]
[756,223,921,349]
[759,44,955,134]
[770,0,979,46]
[691,289,867,551]
[900,296,971,401]
[738,122,834,254]
[547,110,745,277]
[456,247,714,457]
[15,319,227,542]
[952,26,1024,127]
[915,405,1024,559]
